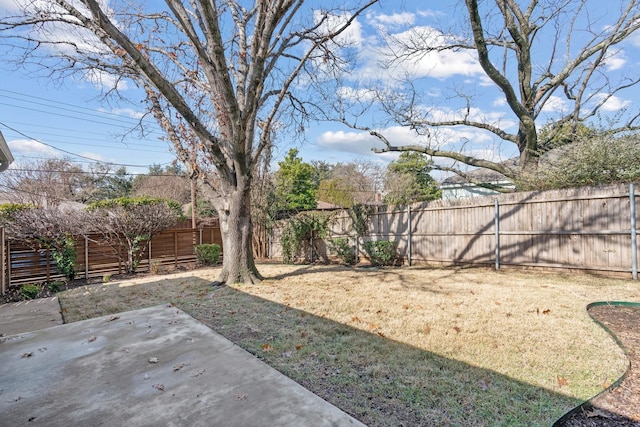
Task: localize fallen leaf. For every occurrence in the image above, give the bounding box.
[261,343,274,352]
[402,304,410,310]
[494,301,501,305]
[148,357,159,364]
[300,331,307,338]
[295,344,304,350]
[21,352,33,358]
[453,326,461,333]
[557,376,569,387]
[173,363,189,372]
[367,323,379,330]
[87,336,97,343]
[152,383,165,391]
[543,309,551,315]
[191,369,206,378]
[423,325,431,334]
[351,316,361,323]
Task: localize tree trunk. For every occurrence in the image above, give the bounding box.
[213,185,262,285]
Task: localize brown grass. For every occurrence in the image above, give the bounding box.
[59,264,639,426]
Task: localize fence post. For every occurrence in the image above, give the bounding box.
[1,228,5,296]
[631,183,638,280]
[407,205,412,267]
[174,231,178,268]
[494,199,500,270]
[148,239,152,272]
[84,236,89,279]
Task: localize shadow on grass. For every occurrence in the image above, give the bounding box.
[60,274,584,426]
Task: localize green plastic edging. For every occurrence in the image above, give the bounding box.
[552,301,640,426]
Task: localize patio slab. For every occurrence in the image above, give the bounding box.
[0,304,366,426]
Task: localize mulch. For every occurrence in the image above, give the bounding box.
[556,304,640,427]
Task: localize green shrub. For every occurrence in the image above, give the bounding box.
[281,212,332,264]
[328,238,356,265]
[47,281,65,293]
[20,283,41,300]
[194,243,221,265]
[362,240,397,266]
[51,237,77,280]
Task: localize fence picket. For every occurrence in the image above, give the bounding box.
[1,226,222,292]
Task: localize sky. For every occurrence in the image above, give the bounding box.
[1,0,639,178]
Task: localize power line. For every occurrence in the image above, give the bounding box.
[0,121,171,168]
[0,88,160,130]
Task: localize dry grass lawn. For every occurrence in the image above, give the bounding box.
[59,264,640,426]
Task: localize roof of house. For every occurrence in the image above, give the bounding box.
[0,131,14,172]
[441,159,517,186]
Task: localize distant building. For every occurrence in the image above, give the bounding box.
[0,131,14,172]
[440,165,515,200]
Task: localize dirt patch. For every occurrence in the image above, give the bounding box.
[558,304,640,426]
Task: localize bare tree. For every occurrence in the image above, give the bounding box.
[335,0,640,187]
[0,0,377,283]
[84,198,180,274]
[0,158,87,207]
[3,205,85,280]
[131,174,191,205]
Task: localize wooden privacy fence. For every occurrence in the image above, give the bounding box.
[1,226,222,294]
[270,183,639,279]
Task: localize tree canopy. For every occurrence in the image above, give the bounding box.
[274,149,317,211]
[384,152,441,205]
[0,0,377,284]
[327,0,640,187]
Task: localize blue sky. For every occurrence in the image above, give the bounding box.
[1,0,639,177]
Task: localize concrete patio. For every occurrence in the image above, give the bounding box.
[0,302,365,426]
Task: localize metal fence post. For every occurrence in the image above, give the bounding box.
[631,183,637,280]
[494,199,500,270]
[407,205,412,267]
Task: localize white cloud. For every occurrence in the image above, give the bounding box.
[336,86,377,101]
[83,69,129,91]
[603,50,627,71]
[594,94,631,111]
[99,107,145,119]
[8,138,59,157]
[316,130,385,156]
[368,12,415,29]
[416,9,445,19]
[374,26,483,81]
[315,10,364,46]
[540,95,569,115]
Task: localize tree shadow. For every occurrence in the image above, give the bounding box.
[371,186,635,278]
[181,281,585,426]
[59,272,637,426]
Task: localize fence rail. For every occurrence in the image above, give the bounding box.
[1,226,222,294]
[270,182,640,280]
